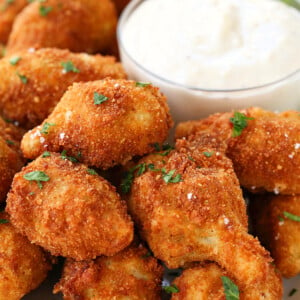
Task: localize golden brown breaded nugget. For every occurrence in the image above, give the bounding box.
[6,153,133,260]
[54,244,163,299]
[172,263,231,300]
[0,0,27,44]
[0,48,126,128]
[21,79,173,169]
[127,145,282,299]
[250,194,300,278]
[176,107,300,194]
[0,212,51,300]
[6,0,117,55]
[0,136,23,202]
[0,116,24,201]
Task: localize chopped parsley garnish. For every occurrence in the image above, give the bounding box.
[61,150,78,163]
[121,163,182,194]
[283,211,300,222]
[136,82,151,87]
[230,112,254,137]
[221,276,239,300]
[94,92,108,105]
[61,61,80,73]
[0,219,9,224]
[152,143,174,156]
[203,151,214,157]
[163,284,179,294]
[289,288,298,297]
[16,72,28,84]
[29,192,35,196]
[9,56,21,66]
[42,151,51,158]
[278,216,284,222]
[188,155,195,161]
[23,171,50,189]
[279,0,300,10]
[5,140,14,145]
[87,168,98,175]
[121,163,147,194]
[39,5,52,16]
[41,122,55,134]
[162,169,182,183]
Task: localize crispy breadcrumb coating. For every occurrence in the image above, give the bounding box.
[171,263,231,300]
[250,194,300,278]
[6,0,117,55]
[127,137,282,299]
[0,48,126,128]
[6,153,133,260]
[0,0,27,44]
[176,107,300,194]
[0,212,51,300]
[54,244,163,300]
[0,118,24,202]
[21,79,173,169]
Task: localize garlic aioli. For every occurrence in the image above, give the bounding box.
[122,0,300,90]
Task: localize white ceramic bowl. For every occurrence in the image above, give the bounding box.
[117,0,300,124]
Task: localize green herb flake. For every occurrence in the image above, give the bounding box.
[61,61,80,73]
[203,151,214,158]
[9,56,21,66]
[289,288,298,297]
[221,276,239,300]
[87,168,98,175]
[283,211,300,222]
[5,140,14,145]
[230,112,254,138]
[61,150,78,163]
[16,72,28,84]
[152,143,174,156]
[120,163,147,194]
[279,0,300,10]
[162,169,182,184]
[278,216,284,222]
[94,92,108,105]
[40,122,55,134]
[29,192,35,196]
[136,82,151,87]
[163,284,179,294]
[23,171,50,189]
[0,219,9,224]
[42,151,51,158]
[188,155,195,161]
[39,5,52,16]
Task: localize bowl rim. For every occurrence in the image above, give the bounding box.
[117,0,300,93]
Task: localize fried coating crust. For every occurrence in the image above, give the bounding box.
[171,263,230,300]
[54,244,163,300]
[127,140,282,299]
[6,153,133,260]
[113,0,131,15]
[176,107,300,194]
[21,79,173,169]
[0,118,24,202]
[250,194,300,278]
[0,48,126,128]
[0,0,27,44]
[6,0,117,55]
[0,212,51,300]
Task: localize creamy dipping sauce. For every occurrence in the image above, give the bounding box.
[122,0,300,90]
